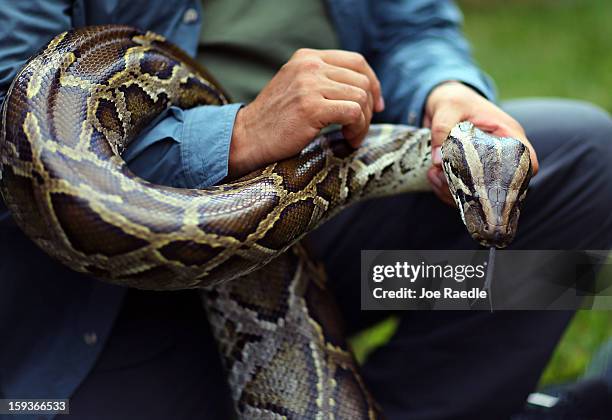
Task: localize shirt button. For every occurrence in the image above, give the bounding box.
[83,332,98,346]
[183,8,198,24]
[407,111,417,126]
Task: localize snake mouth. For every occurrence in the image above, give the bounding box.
[459,199,518,248]
[472,223,514,249]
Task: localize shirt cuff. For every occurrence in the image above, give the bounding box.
[123,103,243,189]
[180,103,243,187]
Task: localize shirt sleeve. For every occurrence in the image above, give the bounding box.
[123,103,242,188]
[0,0,72,106]
[369,0,497,126]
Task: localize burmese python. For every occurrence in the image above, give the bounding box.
[0,26,532,419]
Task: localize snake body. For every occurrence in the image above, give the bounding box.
[0,26,531,419]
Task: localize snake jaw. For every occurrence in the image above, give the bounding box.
[468,215,515,249]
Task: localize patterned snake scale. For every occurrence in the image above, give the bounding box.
[0,26,532,419]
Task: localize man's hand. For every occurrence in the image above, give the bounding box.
[423,81,539,206]
[228,49,385,177]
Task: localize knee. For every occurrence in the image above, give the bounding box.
[578,103,612,188]
[567,100,612,155]
[569,102,612,234]
[512,99,612,248]
[505,98,612,160]
[546,100,612,176]
[572,101,612,185]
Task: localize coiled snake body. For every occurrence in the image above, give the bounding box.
[0,26,532,419]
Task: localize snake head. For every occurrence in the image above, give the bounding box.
[441,121,533,248]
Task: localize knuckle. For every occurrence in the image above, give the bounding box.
[296,73,321,91]
[296,95,315,116]
[359,74,371,90]
[446,96,462,107]
[349,51,366,65]
[373,79,382,93]
[279,61,292,74]
[293,74,311,89]
[501,118,526,138]
[298,58,323,72]
[432,125,451,140]
[355,88,368,106]
[293,48,313,58]
[346,103,363,121]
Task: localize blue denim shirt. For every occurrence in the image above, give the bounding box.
[0,1,494,417]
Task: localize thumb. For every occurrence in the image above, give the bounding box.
[429,106,465,166]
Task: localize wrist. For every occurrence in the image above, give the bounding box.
[228,107,257,178]
[425,81,463,112]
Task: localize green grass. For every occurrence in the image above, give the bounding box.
[351,0,612,388]
[460,0,612,111]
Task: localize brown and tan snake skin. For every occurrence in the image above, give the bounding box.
[0,26,532,419]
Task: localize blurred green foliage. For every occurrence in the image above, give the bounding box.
[351,0,612,388]
[460,0,612,111]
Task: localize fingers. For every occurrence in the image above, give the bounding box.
[318,100,368,147]
[325,66,371,93]
[324,66,375,119]
[286,49,384,147]
[427,166,456,207]
[430,106,465,149]
[429,105,465,167]
[315,49,384,112]
[320,80,372,130]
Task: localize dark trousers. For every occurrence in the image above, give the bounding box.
[69,99,612,420]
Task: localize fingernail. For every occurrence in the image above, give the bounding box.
[428,171,442,188]
[432,147,442,165]
[377,96,385,112]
